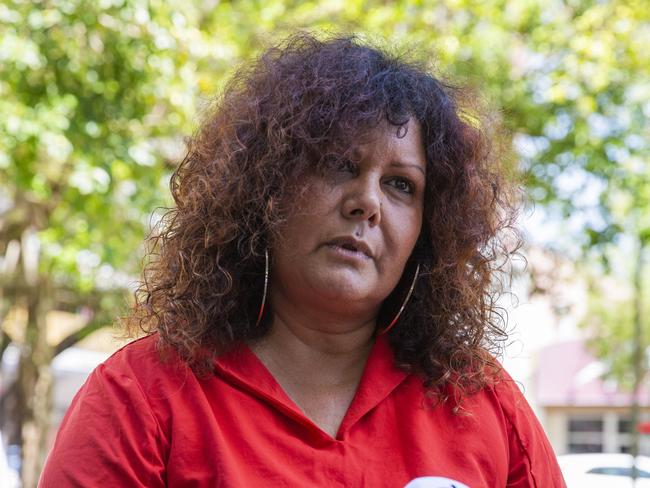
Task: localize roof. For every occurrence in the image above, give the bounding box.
[536,340,650,407]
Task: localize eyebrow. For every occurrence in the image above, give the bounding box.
[390,161,426,176]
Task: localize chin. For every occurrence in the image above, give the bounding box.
[309,273,383,307]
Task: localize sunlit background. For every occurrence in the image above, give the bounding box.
[1,0,649,486]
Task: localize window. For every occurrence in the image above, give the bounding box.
[565,413,650,455]
[569,419,604,432]
[567,416,603,454]
[618,419,632,433]
[568,443,602,453]
[618,417,632,453]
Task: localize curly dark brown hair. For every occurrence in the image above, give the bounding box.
[125,33,520,403]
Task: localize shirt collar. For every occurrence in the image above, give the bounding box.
[213,334,409,440]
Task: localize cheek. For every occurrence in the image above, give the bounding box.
[283,179,336,218]
[387,208,423,261]
[273,215,316,256]
[274,185,337,249]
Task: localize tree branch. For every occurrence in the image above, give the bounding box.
[53,320,110,357]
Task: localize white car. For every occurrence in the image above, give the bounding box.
[558,453,650,488]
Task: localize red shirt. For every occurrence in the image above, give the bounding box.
[40,334,566,487]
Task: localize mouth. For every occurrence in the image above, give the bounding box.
[325,236,373,260]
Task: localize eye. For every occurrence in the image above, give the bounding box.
[386,177,415,194]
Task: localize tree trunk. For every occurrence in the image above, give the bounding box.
[9,228,55,488]
[16,277,53,488]
[631,239,645,481]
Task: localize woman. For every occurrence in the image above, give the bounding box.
[40,34,565,487]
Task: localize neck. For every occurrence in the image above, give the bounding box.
[249,291,380,438]
[251,289,378,386]
[258,313,375,383]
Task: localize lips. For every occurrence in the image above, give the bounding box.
[325,236,373,259]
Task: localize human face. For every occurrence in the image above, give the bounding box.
[270,119,426,321]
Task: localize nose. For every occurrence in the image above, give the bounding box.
[341,176,382,226]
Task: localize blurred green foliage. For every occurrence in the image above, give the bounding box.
[0,0,206,298]
[2,0,648,298]
[584,263,650,389]
[0,0,648,368]
[0,1,649,479]
[3,0,649,277]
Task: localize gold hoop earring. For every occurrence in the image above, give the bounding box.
[378,263,420,335]
[255,249,269,327]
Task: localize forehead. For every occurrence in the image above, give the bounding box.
[353,119,427,170]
